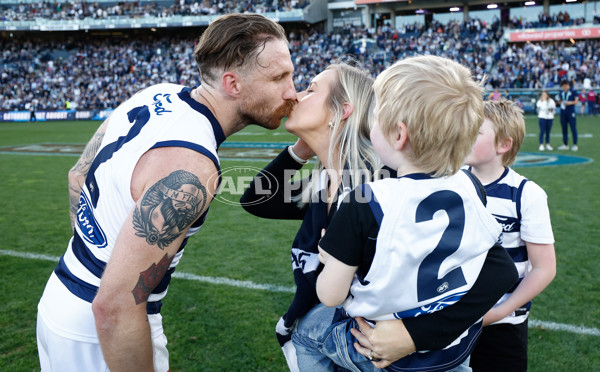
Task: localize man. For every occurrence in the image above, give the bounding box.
[36,13,296,372]
[557,80,579,151]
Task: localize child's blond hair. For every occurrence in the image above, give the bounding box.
[373,55,484,177]
[484,100,525,167]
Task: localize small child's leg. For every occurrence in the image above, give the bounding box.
[292,303,338,372]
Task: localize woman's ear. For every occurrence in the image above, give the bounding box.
[341,102,354,121]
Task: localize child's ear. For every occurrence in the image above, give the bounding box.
[341,102,354,120]
[497,137,513,155]
[392,122,409,151]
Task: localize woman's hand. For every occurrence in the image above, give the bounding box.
[351,317,416,368]
[291,138,315,161]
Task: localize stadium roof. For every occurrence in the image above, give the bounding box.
[354,0,586,15]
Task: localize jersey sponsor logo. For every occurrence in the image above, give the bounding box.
[393,291,466,319]
[437,281,449,293]
[493,215,520,233]
[76,192,107,248]
[152,93,173,116]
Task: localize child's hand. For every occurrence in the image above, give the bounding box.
[482,307,505,326]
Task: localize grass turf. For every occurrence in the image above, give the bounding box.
[0,116,599,371]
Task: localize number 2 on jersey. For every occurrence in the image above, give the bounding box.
[415,191,467,302]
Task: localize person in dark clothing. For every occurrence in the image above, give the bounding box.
[29,101,37,121]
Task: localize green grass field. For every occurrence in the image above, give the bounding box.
[1,116,599,371]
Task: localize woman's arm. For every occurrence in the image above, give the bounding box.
[240,143,311,220]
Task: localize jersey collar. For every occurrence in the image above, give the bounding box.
[178,87,226,148]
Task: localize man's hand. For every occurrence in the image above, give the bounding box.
[351,317,416,368]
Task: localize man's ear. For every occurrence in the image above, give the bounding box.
[392,122,409,151]
[497,137,513,155]
[222,71,241,97]
[342,102,354,120]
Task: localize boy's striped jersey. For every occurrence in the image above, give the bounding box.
[484,167,554,325]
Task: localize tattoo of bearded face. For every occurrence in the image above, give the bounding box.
[133,170,207,249]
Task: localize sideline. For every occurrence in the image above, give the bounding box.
[2,248,599,337]
[0,249,295,293]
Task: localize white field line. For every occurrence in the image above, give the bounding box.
[0,249,294,293]
[2,249,599,336]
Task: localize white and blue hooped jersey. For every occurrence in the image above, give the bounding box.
[38,83,224,342]
[484,167,554,325]
[343,171,501,321]
[344,171,502,372]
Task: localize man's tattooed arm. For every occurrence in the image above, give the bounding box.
[69,118,108,228]
[131,253,174,305]
[132,169,207,249]
[130,169,208,304]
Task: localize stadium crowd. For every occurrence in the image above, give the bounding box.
[1,16,600,112]
[508,10,591,29]
[1,1,599,26]
[0,0,310,21]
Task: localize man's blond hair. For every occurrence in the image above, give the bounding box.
[484,100,525,167]
[374,55,484,177]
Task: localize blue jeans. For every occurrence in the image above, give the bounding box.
[538,118,553,144]
[292,304,472,372]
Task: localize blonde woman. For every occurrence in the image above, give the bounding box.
[242,61,516,370]
[536,91,555,151]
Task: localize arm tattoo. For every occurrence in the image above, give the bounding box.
[72,121,107,174]
[131,253,173,305]
[132,170,208,249]
[69,120,108,225]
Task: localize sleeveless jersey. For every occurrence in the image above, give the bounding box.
[38,83,224,342]
[484,167,554,325]
[343,172,501,321]
[343,172,502,371]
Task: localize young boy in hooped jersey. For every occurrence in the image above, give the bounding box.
[467,100,556,372]
[292,55,518,372]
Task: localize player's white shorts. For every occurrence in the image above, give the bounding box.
[37,310,169,371]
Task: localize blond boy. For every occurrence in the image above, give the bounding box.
[467,100,556,372]
[292,56,517,372]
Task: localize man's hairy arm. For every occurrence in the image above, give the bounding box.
[69,118,109,228]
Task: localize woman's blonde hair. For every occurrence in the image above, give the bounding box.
[484,100,525,167]
[374,55,484,177]
[296,61,381,203]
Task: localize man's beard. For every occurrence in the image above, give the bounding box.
[241,99,296,130]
